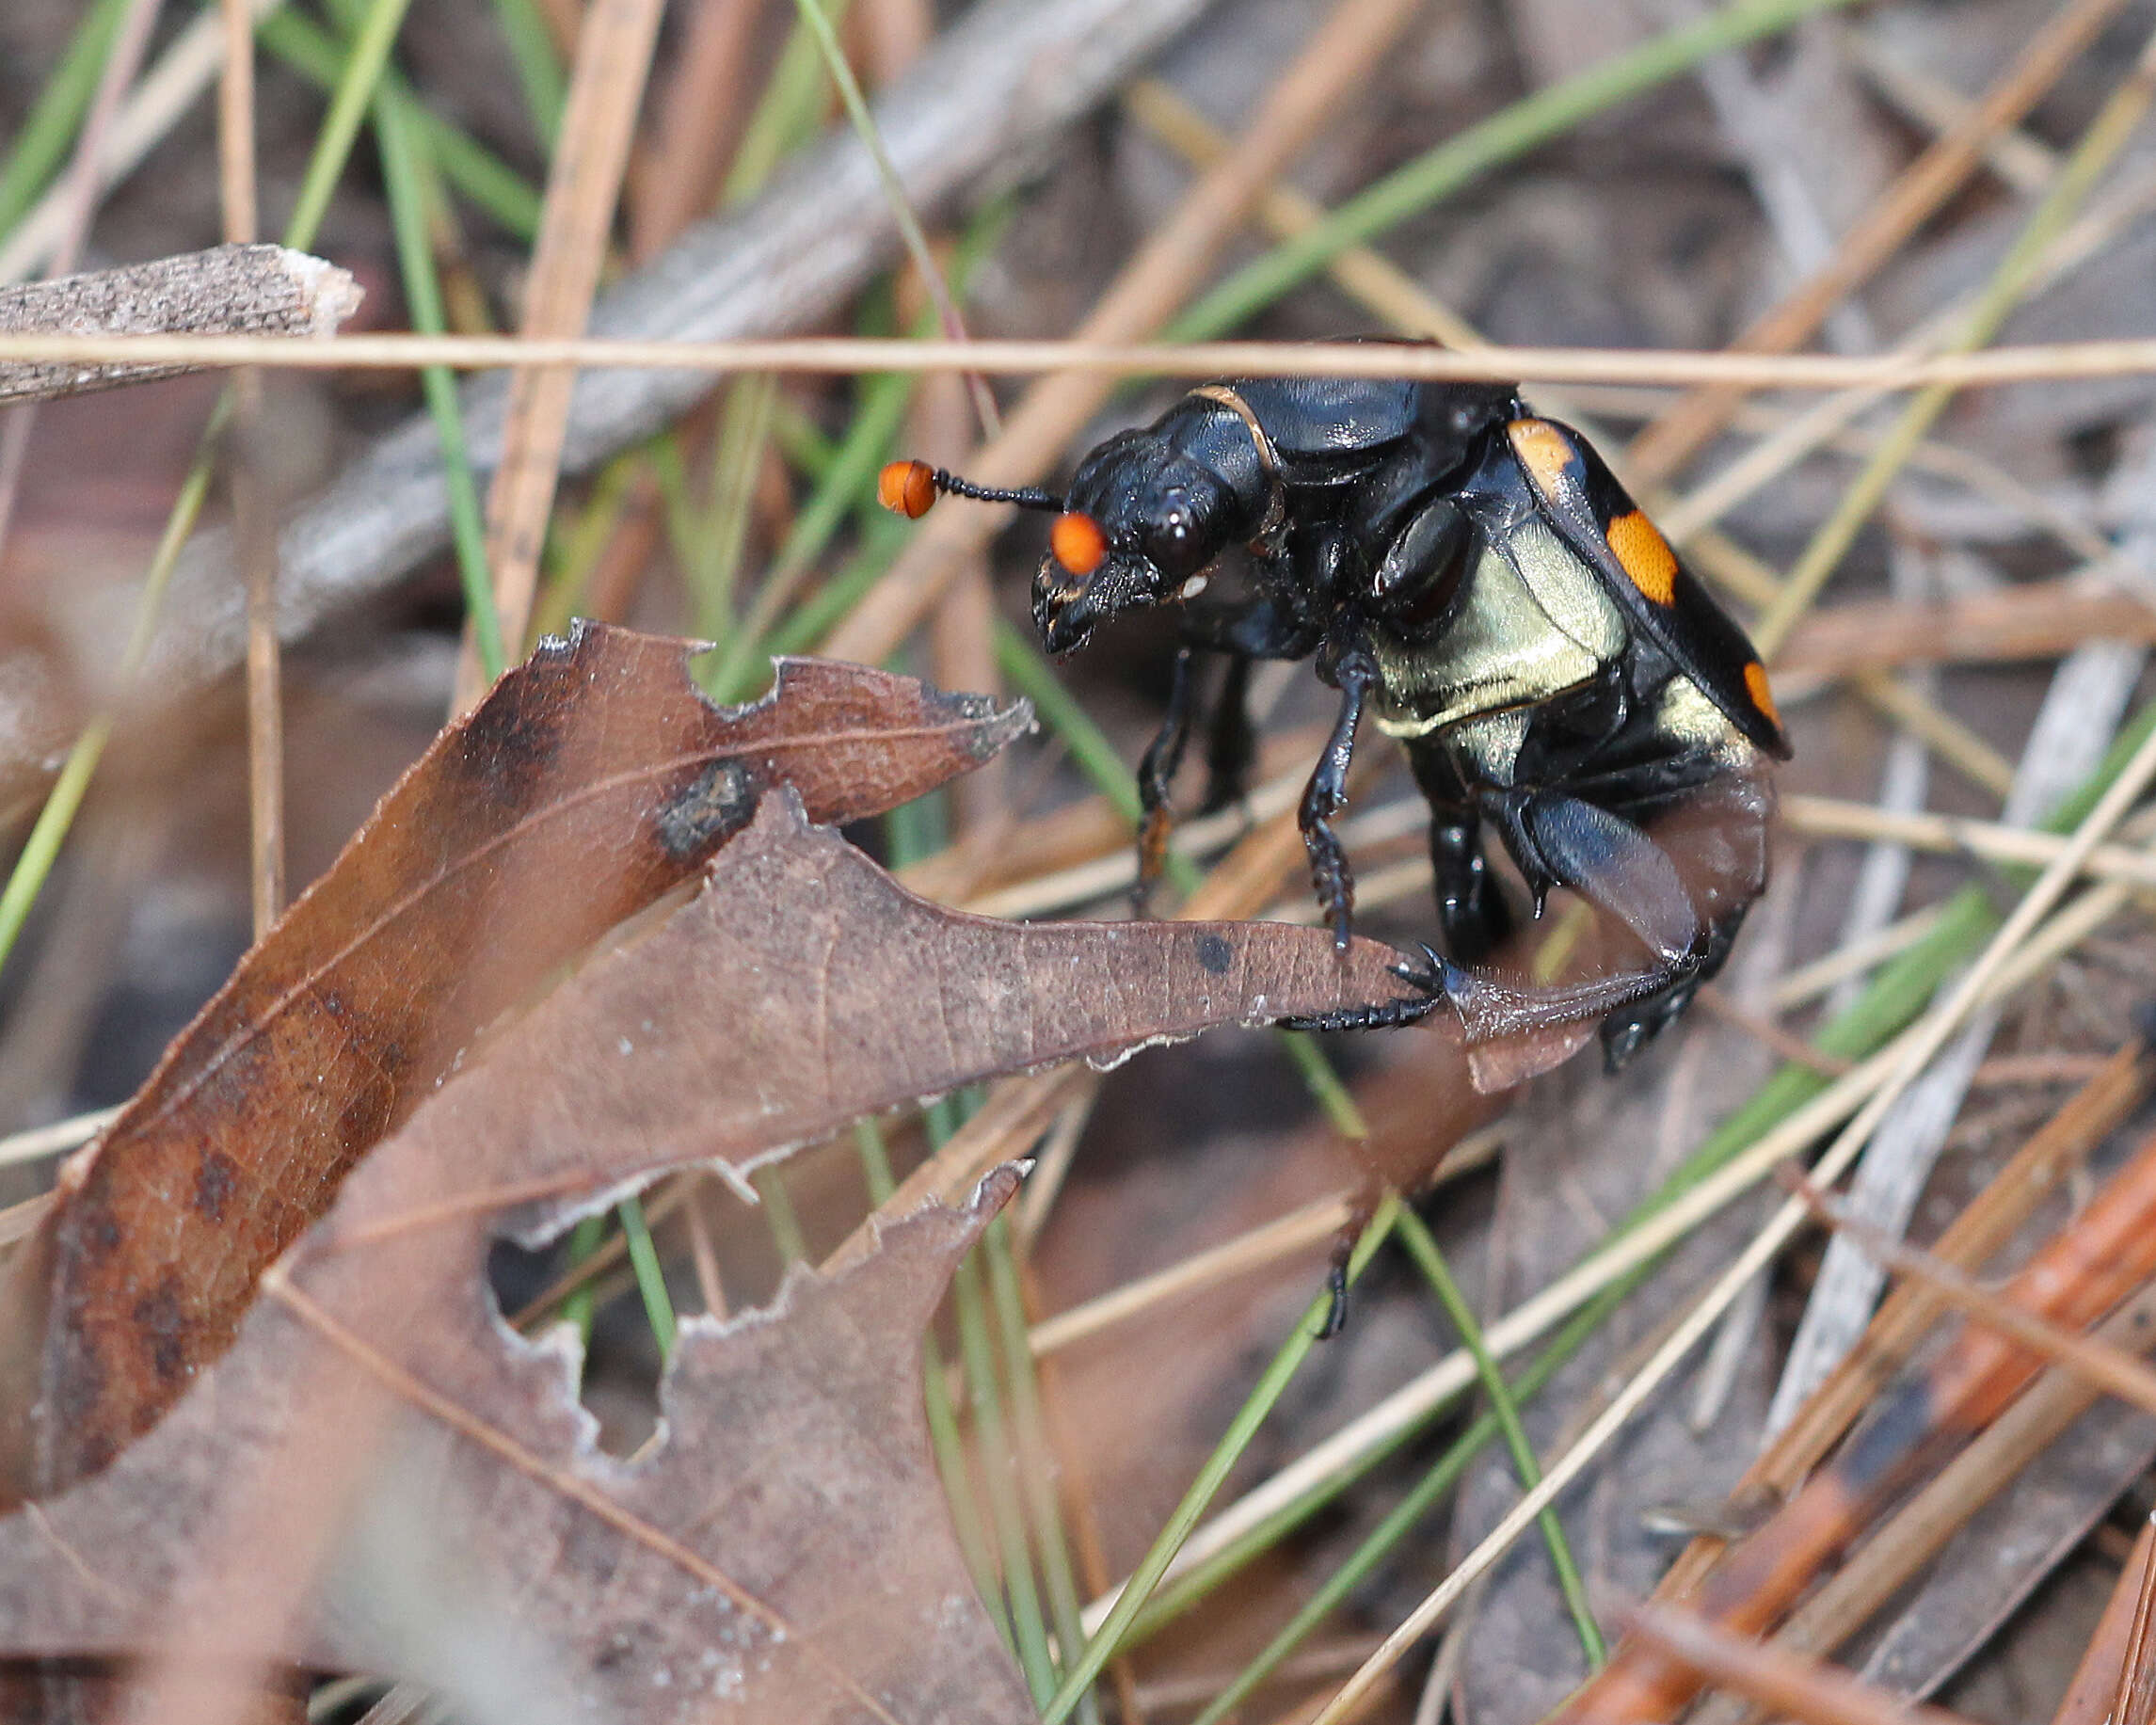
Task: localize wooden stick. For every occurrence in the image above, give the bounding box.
[0,245,358,406]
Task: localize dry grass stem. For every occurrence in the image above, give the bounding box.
[1624,0,2134,486]
[455,0,668,711]
[1626,1602,1982,1725]
[627,0,764,261]
[1836,21,2059,193]
[1781,793,2156,890]
[221,0,281,934]
[19,330,2156,389]
[1785,1171,2156,1417]
[0,1106,123,1170]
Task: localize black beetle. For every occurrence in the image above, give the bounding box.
[880,366,1788,1069]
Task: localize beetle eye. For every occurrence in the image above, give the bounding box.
[1144,503,1206,578]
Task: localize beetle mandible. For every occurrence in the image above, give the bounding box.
[880,365,1790,1069]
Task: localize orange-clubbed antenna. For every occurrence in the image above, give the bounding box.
[876,459,1063,519]
[877,459,939,519]
[1050,511,1108,576]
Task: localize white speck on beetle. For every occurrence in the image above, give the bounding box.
[618,1036,634,1056]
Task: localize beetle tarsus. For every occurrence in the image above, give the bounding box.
[1276,944,1452,1033]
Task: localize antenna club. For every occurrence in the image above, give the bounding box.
[1051,511,1108,576]
[878,459,939,519]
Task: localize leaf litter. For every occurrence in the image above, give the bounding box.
[0,624,1438,1721]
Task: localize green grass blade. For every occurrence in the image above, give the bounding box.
[257,8,542,239]
[285,0,422,252]
[1040,1198,1402,1725]
[487,0,567,145]
[1397,1207,1603,1665]
[351,0,504,681]
[0,0,130,244]
[616,1195,678,1357]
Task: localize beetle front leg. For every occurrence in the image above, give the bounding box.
[1134,645,1200,916]
[1302,651,1375,952]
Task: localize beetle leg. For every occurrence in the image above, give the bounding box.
[1278,941,1454,1033]
[1302,651,1375,951]
[1597,904,1748,1071]
[1407,742,1512,963]
[1457,765,1771,1065]
[1134,646,1200,917]
[1200,652,1257,813]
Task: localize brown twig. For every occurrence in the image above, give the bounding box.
[0,248,360,406]
[1626,1602,1981,1725]
[1781,1166,2156,1418]
[222,0,283,935]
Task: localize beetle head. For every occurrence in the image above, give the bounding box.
[1031,431,1235,657]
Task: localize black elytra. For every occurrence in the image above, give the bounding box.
[880,352,1790,1072]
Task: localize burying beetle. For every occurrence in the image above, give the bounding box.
[880,365,1789,1070]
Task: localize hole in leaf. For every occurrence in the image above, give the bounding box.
[486,1226,666,1459]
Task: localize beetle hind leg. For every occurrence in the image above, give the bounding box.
[1597,903,1747,1070]
[1449,769,1770,1059]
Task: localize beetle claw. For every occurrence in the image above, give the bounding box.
[1276,942,1454,1033]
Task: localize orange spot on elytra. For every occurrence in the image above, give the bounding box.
[1745,661,1781,729]
[878,460,937,519]
[1605,509,1678,606]
[1051,511,1108,576]
[1506,418,1578,502]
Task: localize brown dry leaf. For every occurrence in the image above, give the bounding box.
[0,620,1031,1502]
[0,791,1429,1724]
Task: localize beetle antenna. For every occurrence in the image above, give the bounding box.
[879,458,1064,520]
[935,471,1065,509]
